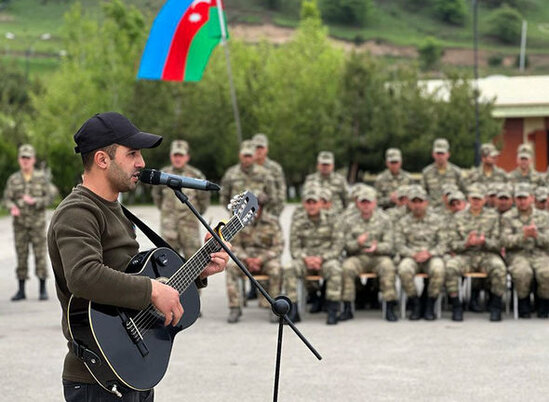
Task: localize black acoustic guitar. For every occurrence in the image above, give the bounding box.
[67,191,257,397]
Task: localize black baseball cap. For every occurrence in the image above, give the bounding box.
[74,112,163,154]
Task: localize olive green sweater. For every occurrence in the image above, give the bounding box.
[48,185,153,383]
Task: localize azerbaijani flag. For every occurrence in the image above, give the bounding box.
[137,0,228,82]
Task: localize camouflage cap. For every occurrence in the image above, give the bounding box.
[18,144,35,158]
[302,186,321,202]
[486,182,501,196]
[481,143,499,157]
[518,143,533,159]
[408,185,428,201]
[396,185,410,199]
[514,182,532,198]
[317,151,334,165]
[356,185,377,202]
[535,186,549,201]
[385,148,402,162]
[497,183,513,199]
[467,184,485,199]
[319,187,332,202]
[442,183,459,196]
[351,183,367,198]
[170,140,188,156]
[433,138,449,153]
[252,133,268,148]
[449,190,465,202]
[240,140,255,156]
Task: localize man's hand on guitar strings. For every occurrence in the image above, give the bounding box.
[150,280,184,326]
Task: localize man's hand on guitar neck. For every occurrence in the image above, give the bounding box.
[150,280,184,326]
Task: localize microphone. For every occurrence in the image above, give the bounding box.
[139,168,220,191]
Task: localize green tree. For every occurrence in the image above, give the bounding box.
[320,0,373,26]
[435,0,467,26]
[488,5,523,44]
[418,36,444,70]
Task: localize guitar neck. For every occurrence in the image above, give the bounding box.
[166,215,243,294]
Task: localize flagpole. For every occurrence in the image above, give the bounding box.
[215,0,243,145]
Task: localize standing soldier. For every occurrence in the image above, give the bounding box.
[252,133,286,217]
[396,186,446,320]
[421,138,464,209]
[304,151,349,213]
[340,186,398,322]
[3,144,51,301]
[152,140,210,260]
[220,140,276,212]
[386,185,410,224]
[375,148,414,209]
[283,186,344,325]
[501,183,549,318]
[225,201,283,324]
[445,185,507,322]
[509,144,544,189]
[465,143,508,186]
[534,187,548,211]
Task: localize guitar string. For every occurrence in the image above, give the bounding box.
[132,217,243,332]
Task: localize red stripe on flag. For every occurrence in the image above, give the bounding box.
[162,2,211,81]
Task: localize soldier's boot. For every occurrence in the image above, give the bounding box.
[309,292,323,314]
[450,297,463,322]
[338,301,354,321]
[39,279,48,301]
[424,297,437,321]
[285,301,301,324]
[537,298,549,319]
[409,297,421,321]
[489,294,502,322]
[326,301,340,325]
[227,307,242,324]
[468,289,483,313]
[518,297,531,318]
[246,280,257,301]
[385,301,398,322]
[11,279,26,302]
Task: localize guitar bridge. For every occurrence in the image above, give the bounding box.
[120,312,149,357]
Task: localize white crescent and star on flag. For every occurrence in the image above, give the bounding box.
[189,0,212,23]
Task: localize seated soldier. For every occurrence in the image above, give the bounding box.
[225,199,283,324]
[340,186,398,322]
[283,186,344,325]
[396,186,446,320]
[534,187,548,211]
[445,184,507,322]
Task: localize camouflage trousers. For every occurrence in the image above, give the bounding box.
[341,255,397,302]
[226,259,282,308]
[445,252,507,297]
[161,217,201,260]
[283,258,342,303]
[507,253,549,299]
[398,257,445,298]
[13,222,47,280]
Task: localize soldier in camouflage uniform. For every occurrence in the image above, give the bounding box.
[485,182,501,209]
[252,133,286,217]
[421,138,465,209]
[501,183,549,318]
[385,185,410,224]
[534,186,548,211]
[225,202,284,324]
[319,187,333,213]
[435,183,459,219]
[396,186,446,320]
[152,140,210,260]
[445,184,507,322]
[496,183,514,224]
[339,186,398,322]
[220,140,276,212]
[465,143,508,187]
[3,144,51,301]
[374,148,414,209]
[303,151,349,213]
[508,144,545,189]
[283,186,344,325]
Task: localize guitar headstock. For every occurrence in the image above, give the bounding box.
[227,191,259,227]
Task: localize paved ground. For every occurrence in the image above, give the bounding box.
[2,205,549,401]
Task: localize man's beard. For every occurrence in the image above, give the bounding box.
[107,160,136,193]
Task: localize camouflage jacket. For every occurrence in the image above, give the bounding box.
[303,171,349,213]
[395,211,447,258]
[3,170,50,227]
[258,157,286,216]
[232,210,283,262]
[421,162,464,208]
[374,169,414,209]
[501,207,549,255]
[220,163,276,210]
[340,209,394,257]
[290,210,344,261]
[449,208,500,254]
[464,165,508,187]
[508,168,545,189]
[151,165,210,218]
[385,205,408,224]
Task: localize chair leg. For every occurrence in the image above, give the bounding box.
[505,274,511,315]
[297,279,304,314]
[400,292,407,319]
[513,289,518,320]
[436,293,442,319]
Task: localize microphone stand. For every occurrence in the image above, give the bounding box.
[171,187,322,402]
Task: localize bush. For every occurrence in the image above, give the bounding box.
[435,0,467,26]
[418,36,444,70]
[320,0,373,27]
[488,5,523,44]
[488,54,503,66]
